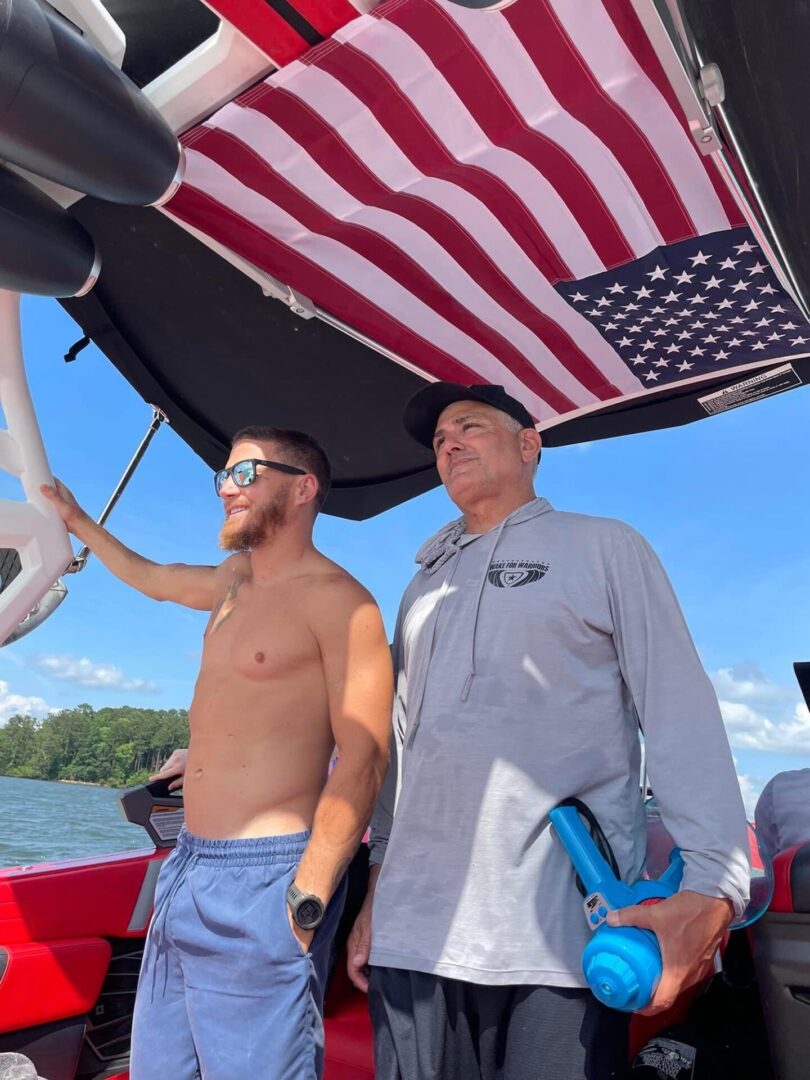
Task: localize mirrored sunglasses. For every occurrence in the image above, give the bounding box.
[213,458,305,496]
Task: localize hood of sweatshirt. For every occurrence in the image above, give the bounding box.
[415,496,555,574]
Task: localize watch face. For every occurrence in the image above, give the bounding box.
[297,897,323,929]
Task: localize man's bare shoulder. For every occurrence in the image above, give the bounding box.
[299,555,381,623]
[212,552,250,577]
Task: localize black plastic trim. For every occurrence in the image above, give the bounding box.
[794,663,810,712]
[263,0,322,46]
[790,842,810,914]
[102,1,220,90]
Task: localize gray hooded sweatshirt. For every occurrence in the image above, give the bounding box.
[368,497,750,987]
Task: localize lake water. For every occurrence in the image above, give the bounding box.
[0,774,150,866]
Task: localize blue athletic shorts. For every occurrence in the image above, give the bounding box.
[130,829,346,1080]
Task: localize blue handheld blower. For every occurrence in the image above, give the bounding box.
[549,801,684,1012]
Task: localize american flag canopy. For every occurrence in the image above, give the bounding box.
[166,0,810,430]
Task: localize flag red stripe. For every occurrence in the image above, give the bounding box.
[168,184,492,391]
[248,87,621,399]
[385,0,636,271]
[314,43,573,283]
[599,0,745,228]
[194,125,580,412]
[202,0,310,65]
[506,0,696,246]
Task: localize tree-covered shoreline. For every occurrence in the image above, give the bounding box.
[0,705,189,788]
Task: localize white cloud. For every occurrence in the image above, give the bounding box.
[32,654,158,693]
[710,663,810,755]
[711,662,794,705]
[0,679,54,726]
[720,698,810,754]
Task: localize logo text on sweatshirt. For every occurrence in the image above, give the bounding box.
[487,559,549,588]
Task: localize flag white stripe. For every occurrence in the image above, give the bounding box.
[440,1,666,257]
[548,0,731,235]
[271,64,643,393]
[211,103,601,405]
[183,148,559,418]
[333,16,606,279]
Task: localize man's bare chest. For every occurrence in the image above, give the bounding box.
[202,583,319,682]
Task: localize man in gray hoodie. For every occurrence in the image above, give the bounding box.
[347,382,750,1080]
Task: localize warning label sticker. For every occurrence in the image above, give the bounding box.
[697,363,803,415]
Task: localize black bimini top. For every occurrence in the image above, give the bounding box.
[62,201,439,521]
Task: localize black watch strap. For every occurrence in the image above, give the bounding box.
[286,881,325,930]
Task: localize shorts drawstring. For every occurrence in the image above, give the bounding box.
[148,847,199,1002]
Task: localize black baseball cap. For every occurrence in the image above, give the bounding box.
[403,382,537,450]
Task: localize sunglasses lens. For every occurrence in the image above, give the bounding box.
[232,461,255,487]
[214,469,227,495]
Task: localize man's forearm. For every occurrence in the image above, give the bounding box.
[294,751,387,905]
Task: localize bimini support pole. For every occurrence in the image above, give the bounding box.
[67,406,167,574]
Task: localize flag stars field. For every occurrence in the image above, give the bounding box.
[564,230,810,388]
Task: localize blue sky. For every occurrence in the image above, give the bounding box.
[1,295,809,815]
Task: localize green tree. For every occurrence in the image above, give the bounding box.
[0,705,189,787]
[0,714,40,775]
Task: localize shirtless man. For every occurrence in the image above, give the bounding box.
[41,426,393,1080]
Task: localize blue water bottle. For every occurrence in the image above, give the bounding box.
[549,802,684,1012]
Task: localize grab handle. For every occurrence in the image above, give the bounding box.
[0,291,73,644]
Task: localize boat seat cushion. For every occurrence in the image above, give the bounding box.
[0,938,110,1034]
[770,842,810,913]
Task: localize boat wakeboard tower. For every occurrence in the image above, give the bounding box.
[0,0,181,646]
[0,405,167,646]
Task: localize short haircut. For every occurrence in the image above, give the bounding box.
[231,426,332,513]
[499,412,541,473]
[499,414,523,434]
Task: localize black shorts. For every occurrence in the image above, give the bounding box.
[369,966,630,1080]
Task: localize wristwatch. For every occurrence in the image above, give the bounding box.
[286,881,325,931]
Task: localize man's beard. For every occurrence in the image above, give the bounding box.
[219,489,289,551]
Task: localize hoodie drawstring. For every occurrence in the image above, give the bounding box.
[404,564,460,749]
[461,515,510,702]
